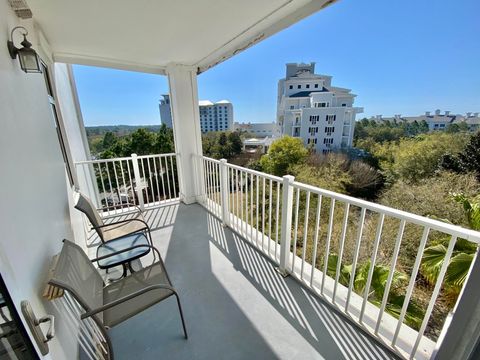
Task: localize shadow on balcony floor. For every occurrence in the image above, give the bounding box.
[107,203,399,360]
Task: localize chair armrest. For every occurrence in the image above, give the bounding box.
[80,284,175,320]
[98,203,143,213]
[91,218,150,231]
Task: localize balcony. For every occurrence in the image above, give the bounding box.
[74,154,480,360]
[86,203,397,360]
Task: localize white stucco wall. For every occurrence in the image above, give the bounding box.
[0,1,79,358]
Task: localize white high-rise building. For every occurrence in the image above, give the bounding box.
[199,100,234,132]
[159,94,172,128]
[159,96,234,133]
[277,63,363,153]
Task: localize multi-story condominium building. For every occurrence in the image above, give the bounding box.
[159,96,234,132]
[199,100,234,132]
[370,110,480,132]
[277,63,363,154]
[234,122,281,138]
[159,94,173,128]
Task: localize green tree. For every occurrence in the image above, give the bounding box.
[259,136,308,176]
[156,124,174,153]
[102,131,117,149]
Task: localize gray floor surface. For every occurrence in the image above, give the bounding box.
[87,203,399,360]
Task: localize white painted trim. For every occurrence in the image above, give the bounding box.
[53,52,166,75]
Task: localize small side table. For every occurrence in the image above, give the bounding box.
[96,233,151,278]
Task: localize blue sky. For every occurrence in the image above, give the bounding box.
[73,0,480,126]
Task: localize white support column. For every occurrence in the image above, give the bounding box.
[131,153,145,210]
[166,64,204,204]
[278,175,295,276]
[219,159,230,226]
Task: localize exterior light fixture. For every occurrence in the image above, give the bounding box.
[7,26,42,73]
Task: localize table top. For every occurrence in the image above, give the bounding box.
[96,233,150,268]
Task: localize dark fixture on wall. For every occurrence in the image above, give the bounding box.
[7,26,42,73]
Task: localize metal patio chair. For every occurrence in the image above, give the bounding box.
[74,191,154,277]
[47,239,188,359]
[74,191,152,244]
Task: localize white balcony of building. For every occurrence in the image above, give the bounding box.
[2,1,480,360]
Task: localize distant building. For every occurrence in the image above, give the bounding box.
[159,96,234,132]
[277,63,363,154]
[234,122,281,138]
[199,100,234,132]
[370,110,480,132]
[159,94,172,128]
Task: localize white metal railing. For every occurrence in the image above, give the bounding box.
[198,155,480,360]
[75,153,180,214]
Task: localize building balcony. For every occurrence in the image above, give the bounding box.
[86,203,397,360]
[73,154,480,360]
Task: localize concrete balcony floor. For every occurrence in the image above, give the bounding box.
[87,203,399,360]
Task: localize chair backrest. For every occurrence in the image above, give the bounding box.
[74,192,105,239]
[49,240,104,322]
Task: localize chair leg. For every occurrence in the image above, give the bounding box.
[174,293,188,339]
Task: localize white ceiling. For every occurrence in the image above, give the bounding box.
[26,0,336,74]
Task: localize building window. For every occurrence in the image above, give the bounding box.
[297,85,301,89]
[323,138,334,145]
[325,126,335,135]
[42,62,75,186]
[309,115,320,124]
[342,103,347,107]
[306,84,310,89]
[322,149,332,155]
[289,85,293,89]
[290,105,295,110]
[326,115,336,124]
[314,84,319,88]
[314,102,328,108]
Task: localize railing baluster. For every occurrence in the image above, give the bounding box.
[152,157,161,202]
[126,160,136,205]
[375,219,406,333]
[160,156,167,202]
[291,188,300,273]
[392,227,431,346]
[112,160,121,208]
[301,191,311,280]
[333,203,350,303]
[97,163,107,208]
[410,235,458,359]
[256,174,260,246]
[140,158,150,205]
[105,162,115,207]
[262,177,266,251]
[146,158,155,203]
[310,194,322,287]
[244,170,248,238]
[346,207,366,312]
[359,213,385,323]
[275,182,280,261]
[250,173,254,242]
[170,156,177,199]
[236,168,240,232]
[164,156,172,201]
[119,160,128,207]
[268,179,272,255]
[322,198,336,295]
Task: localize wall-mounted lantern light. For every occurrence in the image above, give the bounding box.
[7,26,42,73]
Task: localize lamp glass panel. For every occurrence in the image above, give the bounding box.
[18,49,42,73]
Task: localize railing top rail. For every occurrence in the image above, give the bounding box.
[75,157,132,165]
[225,162,283,182]
[136,153,178,160]
[292,180,480,243]
[201,156,221,164]
[74,153,178,165]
